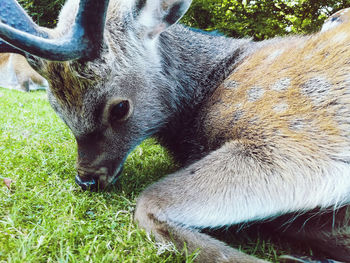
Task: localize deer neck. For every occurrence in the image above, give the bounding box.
[158,25,252,113]
[155,25,253,162]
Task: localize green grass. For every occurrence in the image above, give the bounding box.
[0,88,282,262]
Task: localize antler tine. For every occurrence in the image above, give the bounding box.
[0,0,48,55]
[0,0,110,61]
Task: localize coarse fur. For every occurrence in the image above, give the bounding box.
[4,0,350,262]
[0,53,48,91]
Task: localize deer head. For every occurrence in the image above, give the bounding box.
[0,0,192,190]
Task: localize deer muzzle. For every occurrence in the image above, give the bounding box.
[75,165,124,191]
[75,174,98,191]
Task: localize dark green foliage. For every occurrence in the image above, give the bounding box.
[18,0,65,28]
[181,0,350,40]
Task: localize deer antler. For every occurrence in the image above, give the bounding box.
[0,0,47,54]
[0,0,110,61]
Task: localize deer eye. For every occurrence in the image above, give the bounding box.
[109,100,130,123]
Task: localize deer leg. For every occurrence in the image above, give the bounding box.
[20,79,29,92]
[135,201,267,263]
[134,140,350,262]
[134,141,275,262]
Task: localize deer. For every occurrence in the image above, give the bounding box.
[1,0,350,262]
[0,53,48,91]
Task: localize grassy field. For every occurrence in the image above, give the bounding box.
[0,88,283,262]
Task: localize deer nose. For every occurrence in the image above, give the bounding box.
[75,174,98,191]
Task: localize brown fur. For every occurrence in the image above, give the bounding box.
[200,27,350,157]
[0,53,10,67]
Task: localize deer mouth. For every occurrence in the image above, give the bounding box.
[75,174,98,191]
[75,165,124,191]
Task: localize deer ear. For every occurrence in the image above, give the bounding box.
[134,0,192,38]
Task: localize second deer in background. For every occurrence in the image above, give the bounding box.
[0,53,48,92]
